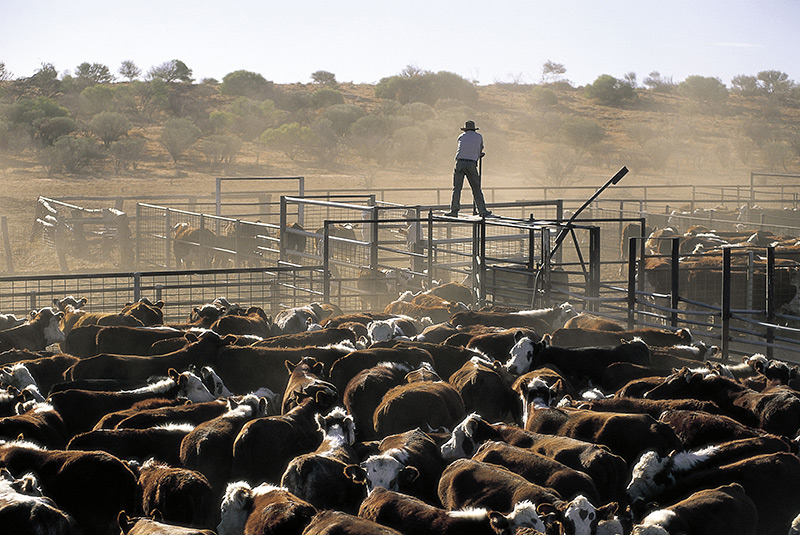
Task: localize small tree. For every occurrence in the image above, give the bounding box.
[109,136,146,173]
[75,62,114,86]
[311,70,338,87]
[323,104,366,137]
[118,60,141,82]
[159,117,201,164]
[584,75,636,106]
[543,144,580,186]
[90,112,131,148]
[757,70,793,96]
[541,61,567,84]
[260,123,314,161]
[560,116,605,155]
[79,84,115,115]
[311,88,345,108]
[220,70,273,100]
[678,75,728,109]
[0,62,11,82]
[35,116,78,146]
[28,63,61,97]
[199,134,242,166]
[643,71,675,93]
[731,74,759,96]
[147,60,193,83]
[39,135,102,175]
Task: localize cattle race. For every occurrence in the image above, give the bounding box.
[4,175,800,535]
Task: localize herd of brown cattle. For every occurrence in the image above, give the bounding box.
[1,282,800,535]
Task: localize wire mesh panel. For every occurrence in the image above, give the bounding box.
[0,266,324,324]
[136,204,280,271]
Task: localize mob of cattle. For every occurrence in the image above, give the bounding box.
[2,284,800,535]
[622,222,800,317]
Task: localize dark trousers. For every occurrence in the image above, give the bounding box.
[450,159,488,215]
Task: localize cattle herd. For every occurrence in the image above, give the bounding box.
[1,282,800,535]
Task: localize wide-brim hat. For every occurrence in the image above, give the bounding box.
[461,120,478,131]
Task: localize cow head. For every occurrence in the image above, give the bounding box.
[642,367,700,399]
[53,295,87,311]
[552,302,578,329]
[367,320,403,344]
[558,495,617,535]
[504,334,544,375]
[218,481,255,535]
[503,500,548,534]
[346,452,419,494]
[315,406,356,446]
[36,308,65,346]
[626,451,675,515]
[170,369,215,403]
[441,412,483,461]
[200,366,233,397]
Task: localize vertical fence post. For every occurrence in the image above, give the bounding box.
[199,214,206,268]
[155,284,163,303]
[628,237,637,329]
[477,219,486,306]
[322,224,330,305]
[588,226,600,313]
[133,272,141,302]
[135,205,141,270]
[29,291,36,311]
[427,211,434,289]
[234,220,242,269]
[165,209,172,270]
[670,238,680,328]
[766,246,775,359]
[746,251,755,313]
[279,197,287,264]
[369,206,379,271]
[541,228,551,309]
[721,247,731,363]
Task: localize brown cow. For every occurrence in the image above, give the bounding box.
[217,481,316,535]
[0,438,137,535]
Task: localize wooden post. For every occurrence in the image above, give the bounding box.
[1,216,13,273]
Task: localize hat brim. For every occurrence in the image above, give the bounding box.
[461,127,479,131]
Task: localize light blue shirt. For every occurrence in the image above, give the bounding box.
[455,131,484,161]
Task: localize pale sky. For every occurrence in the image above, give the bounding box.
[1,0,798,87]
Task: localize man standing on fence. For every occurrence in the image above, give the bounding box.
[444,120,493,218]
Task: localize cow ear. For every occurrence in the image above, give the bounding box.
[514,330,525,343]
[185,332,199,342]
[285,360,297,372]
[149,509,163,522]
[343,464,367,484]
[596,501,618,520]
[117,511,133,534]
[315,412,325,430]
[168,368,180,381]
[155,301,165,309]
[540,333,551,346]
[400,465,420,483]
[536,502,560,517]
[258,397,268,415]
[487,511,509,531]
[312,362,324,376]
[221,335,237,346]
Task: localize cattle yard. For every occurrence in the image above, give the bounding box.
[8,174,800,362]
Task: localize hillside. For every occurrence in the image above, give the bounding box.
[1,77,799,274]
